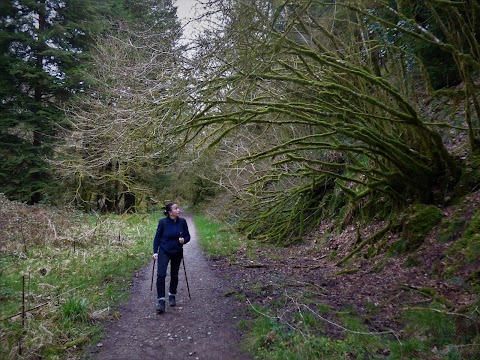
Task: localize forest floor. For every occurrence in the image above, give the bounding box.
[83,191,479,359]
[218,191,479,338]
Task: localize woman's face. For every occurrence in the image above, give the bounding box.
[169,204,181,218]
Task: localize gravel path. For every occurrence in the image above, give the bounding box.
[84,214,251,360]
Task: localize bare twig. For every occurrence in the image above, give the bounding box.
[246,292,402,345]
[2,285,85,321]
[245,297,308,340]
[403,306,478,323]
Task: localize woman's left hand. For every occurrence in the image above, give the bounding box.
[179,237,185,245]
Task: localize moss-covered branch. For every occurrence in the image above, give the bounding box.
[178,0,471,244]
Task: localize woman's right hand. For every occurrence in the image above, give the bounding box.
[153,253,158,260]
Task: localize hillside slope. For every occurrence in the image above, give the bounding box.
[210,189,480,358]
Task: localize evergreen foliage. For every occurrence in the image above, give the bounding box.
[0,0,183,207]
[0,0,108,203]
[1,0,479,248]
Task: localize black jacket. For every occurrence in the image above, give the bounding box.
[153,216,190,255]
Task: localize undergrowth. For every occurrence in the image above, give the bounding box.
[239,298,410,360]
[0,196,156,359]
[195,203,480,359]
[2,194,479,359]
[238,296,479,359]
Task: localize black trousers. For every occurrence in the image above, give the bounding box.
[156,249,183,299]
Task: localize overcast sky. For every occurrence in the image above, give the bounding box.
[175,0,198,19]
[175,0,202,41]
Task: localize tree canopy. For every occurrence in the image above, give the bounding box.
[0,0,97,203]
[2,0,479,243]
[178,0,479,243]
[0,0,183,206]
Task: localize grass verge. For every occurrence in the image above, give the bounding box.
[192,214,480,359]
[239,296,480,360]
[193,214,244,257]
[0,209,158,359]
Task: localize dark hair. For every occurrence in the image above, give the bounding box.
[164,202,175,216]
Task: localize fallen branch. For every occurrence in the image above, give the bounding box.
[400,284,455,309]
[380,290,405,307]
[229,262,272,268]
[245,293,402,345]
[326,268,359,277]
[284,293,402,344]
[231,261,327,270]
[245,296,308,340]
[403,306,479,324]
[287,280,328,293]
[293,256,329,271]
[64,336,88,348]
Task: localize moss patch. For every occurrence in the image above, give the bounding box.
[452,152,480,200]
[438,209,467,243]
[444,210,480,292]
[390,204,443,254]
[447,210,480,263]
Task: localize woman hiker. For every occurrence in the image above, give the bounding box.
[152,203,191,313]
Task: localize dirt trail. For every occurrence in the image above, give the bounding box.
[84,214,251,360]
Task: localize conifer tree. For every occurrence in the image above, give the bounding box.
[0,0,100,203]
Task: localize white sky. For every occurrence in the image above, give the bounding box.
[175,0,204,41]
[175,0,199,20]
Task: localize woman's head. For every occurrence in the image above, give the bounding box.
[164,203,180,218]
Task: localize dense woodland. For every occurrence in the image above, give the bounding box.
[1,0,479,234]
[1,0,480,358]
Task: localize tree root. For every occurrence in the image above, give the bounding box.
[335,220,392,266]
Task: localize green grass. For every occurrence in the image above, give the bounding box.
[175,212,480,360]
[193,214,245,257]
[239,302,399,360]
[444,210,480,292]
[62,296,89,323]
[191,214,479,359]
[452,210,480,263]
[238,296,480,360]
[403,305,456,347]
[438,211,466,243]
[0,211,158,360]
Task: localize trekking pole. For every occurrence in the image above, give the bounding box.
[182,257,191,299]
[180,232,191,299]
[150,257,156,292]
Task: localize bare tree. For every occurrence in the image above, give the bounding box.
[52,23,188,212]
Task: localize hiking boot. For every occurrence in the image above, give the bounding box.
[156,299,165,313]
[168,294,176,307]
